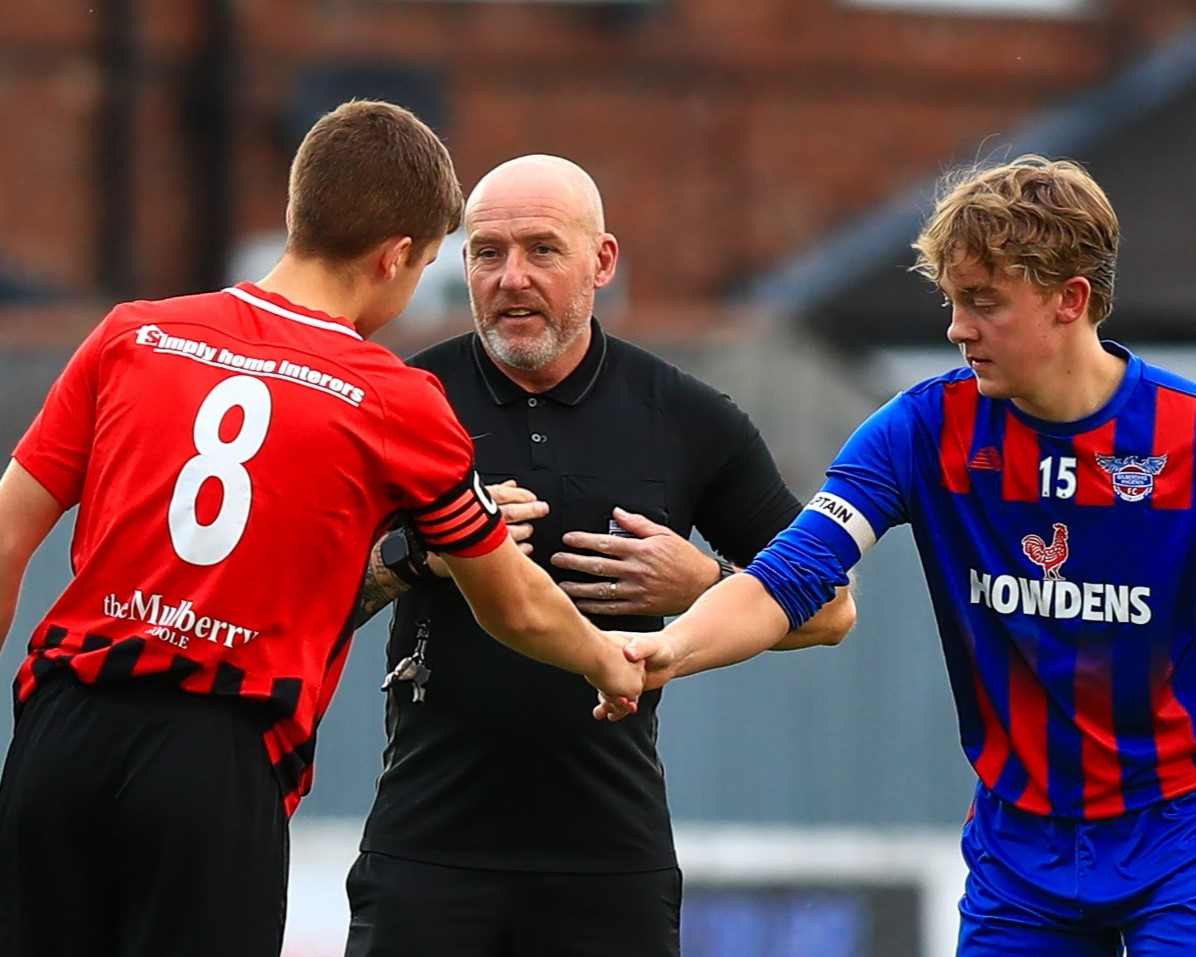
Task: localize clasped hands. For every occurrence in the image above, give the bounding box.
[591,628,679,721]
[474,479,717,616]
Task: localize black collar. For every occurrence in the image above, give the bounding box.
[470,317,609,407]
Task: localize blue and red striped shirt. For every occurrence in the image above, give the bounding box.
[749,342,1196,819]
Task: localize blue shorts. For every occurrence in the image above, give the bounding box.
[958,783,1196,956]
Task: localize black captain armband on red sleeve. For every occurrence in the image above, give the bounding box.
[411,469,504,557]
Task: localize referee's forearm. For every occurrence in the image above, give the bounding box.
[353,540,410,629]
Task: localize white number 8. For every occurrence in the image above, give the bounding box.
[168,375,272,565]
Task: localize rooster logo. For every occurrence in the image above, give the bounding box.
[1021,523,1069,580]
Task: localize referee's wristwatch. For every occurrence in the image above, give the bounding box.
[380,523,433,589]
[715,556,737,581]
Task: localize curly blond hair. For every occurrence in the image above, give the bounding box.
[912,155,1119,324]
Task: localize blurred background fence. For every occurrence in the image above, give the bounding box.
[4,2,1196,954]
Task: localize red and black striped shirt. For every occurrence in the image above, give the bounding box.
[13,284,505,814]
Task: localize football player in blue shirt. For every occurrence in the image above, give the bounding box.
[603,156,1196,956]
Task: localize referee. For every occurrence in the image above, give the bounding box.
[346,155,855,956]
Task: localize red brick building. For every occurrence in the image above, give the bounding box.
[3,0,1196,342]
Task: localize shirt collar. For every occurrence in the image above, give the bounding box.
[227,282,362,340]
[471,317,608,406]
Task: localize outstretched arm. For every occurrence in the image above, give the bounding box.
[593,390,919,720]
[630,573,802,685]
[0,460,66,651]
[592,573,847,721]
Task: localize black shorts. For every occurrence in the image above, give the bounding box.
[0,672,288,957]
[345,851,682,957]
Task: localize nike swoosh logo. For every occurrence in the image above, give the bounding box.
[469,433,492,441]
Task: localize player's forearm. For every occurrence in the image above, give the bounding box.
[444,541,610,678]
[663,573,793,679]
[480,564,608,676]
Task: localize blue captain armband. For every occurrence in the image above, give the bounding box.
[803,491,879,558]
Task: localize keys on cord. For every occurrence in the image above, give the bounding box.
[382,619,431,703]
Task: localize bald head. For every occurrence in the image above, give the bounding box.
[465,155,605,237]
[462,154,619,389]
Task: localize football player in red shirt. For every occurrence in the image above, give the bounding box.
[0,100,643,957]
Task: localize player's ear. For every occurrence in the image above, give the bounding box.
[1056,276,1091,326]
[379,236,415,280]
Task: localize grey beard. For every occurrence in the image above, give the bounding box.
[476,302,592,373]
[479,322,571,372]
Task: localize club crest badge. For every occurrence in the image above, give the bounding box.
[1021,522,1069,580]
[1095,454,1168,503]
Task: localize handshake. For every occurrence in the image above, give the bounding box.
[585,629,680,723]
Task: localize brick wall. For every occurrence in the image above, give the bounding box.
[3,0,1195,328]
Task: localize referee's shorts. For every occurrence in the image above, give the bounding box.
[345,850,682,957]
[0,671,288,957]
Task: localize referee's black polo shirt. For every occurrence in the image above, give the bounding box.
[361,318,800,873]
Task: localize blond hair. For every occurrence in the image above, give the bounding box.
[912,155,1119,324]
[287,100,463,262]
